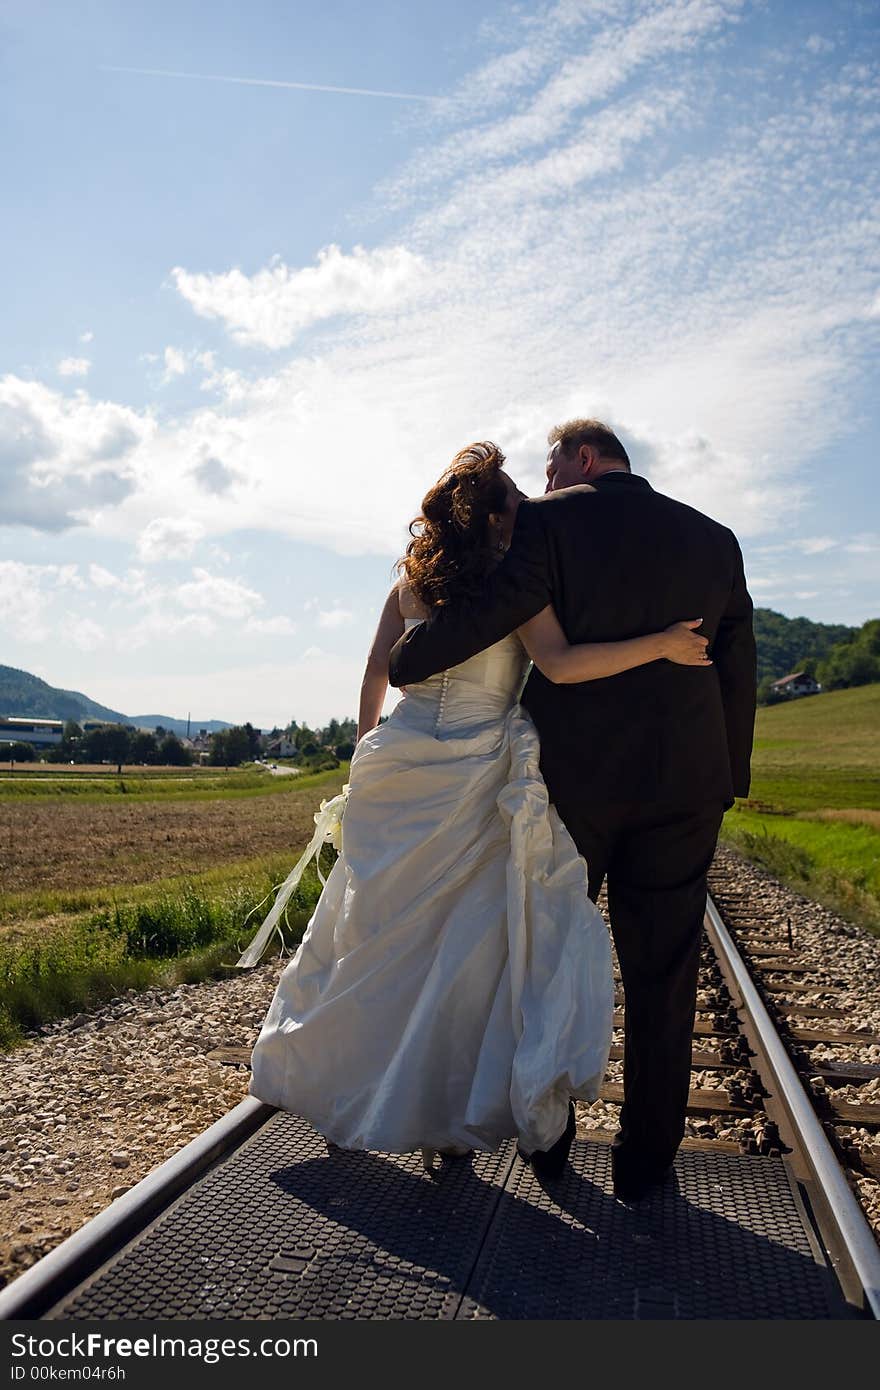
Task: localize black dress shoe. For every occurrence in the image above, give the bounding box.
[612,1164,674,1203]
[518,1101,576,1179]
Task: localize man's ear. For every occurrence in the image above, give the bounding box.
[579,444,597,478]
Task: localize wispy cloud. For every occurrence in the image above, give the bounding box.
[10,3,876,603]
[383,0,745,205]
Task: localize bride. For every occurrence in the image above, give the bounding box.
[244,442,711,1176]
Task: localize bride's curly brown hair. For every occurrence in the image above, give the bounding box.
[396,442,508,609]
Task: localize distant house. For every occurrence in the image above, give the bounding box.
[264,735,297,759]
[770,672,822,699]
[0,716,63,748]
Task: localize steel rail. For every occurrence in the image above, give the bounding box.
[0,1095,276,1320]
[704,893,880,1319]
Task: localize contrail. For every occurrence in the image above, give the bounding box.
[99,64,442,103]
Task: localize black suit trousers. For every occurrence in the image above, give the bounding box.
[555,798,724,1178]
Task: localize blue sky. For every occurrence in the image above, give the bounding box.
[1,0,878,728]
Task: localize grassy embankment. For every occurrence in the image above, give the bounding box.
[0,764,349,1049]
[722,684,880,934]
[0,763,303,800]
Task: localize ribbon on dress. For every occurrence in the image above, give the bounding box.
[234,784,349,968]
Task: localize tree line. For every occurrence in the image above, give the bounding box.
[36,722,193,769]
[757,617,880,704]
[2,713,366,770]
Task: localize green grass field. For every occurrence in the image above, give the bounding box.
[723,684,880,933]
[0,763,311,802]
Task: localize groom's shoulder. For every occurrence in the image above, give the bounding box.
[524,484,597,517]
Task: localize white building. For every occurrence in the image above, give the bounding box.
[0,716,63,748]
[769,672,822,699]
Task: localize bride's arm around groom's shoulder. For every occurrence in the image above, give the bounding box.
[388,500,552,688]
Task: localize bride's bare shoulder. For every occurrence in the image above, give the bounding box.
[396,575,430,620]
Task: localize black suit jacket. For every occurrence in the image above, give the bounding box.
[388,473,756,810]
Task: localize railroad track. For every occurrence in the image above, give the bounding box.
[691,875,880,1315]
[1,875,879,1320]
[705,867,880,1184]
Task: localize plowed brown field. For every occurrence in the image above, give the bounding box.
[0,775,346,894]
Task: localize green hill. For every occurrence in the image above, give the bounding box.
[0,665,127,723]
[753,608,855,684]
[750,682,879,807]
[0,666,231,734]
[725,683,880,933]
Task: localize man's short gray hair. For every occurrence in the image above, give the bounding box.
[548,418,630,470]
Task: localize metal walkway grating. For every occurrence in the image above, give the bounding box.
[460,1139,844,1318]
[47,1113,849,1320]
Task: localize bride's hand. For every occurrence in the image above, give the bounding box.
[662,619,712,666]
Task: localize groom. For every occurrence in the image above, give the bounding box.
[388,418,756,1199]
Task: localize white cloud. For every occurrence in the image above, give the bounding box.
[119,610,217,652]
[89,8,867,562]
[170,244,425,349]
[64,615,107,652]
[162,346,189,380]
[845,534,878,555]
[805,34,835,55]
[176,567,263,620]
[87,564,148,597]
[384,0,745,204]
[316,605,354,629]
[797,537,837,555]
[192,455,239,494]
[0,562,83,644]
[137,517,205,562]
[58,357,91,378]
[79,330,94,344]
[0,375,147,530]
[250,615,298,636]
[88,563,121,589]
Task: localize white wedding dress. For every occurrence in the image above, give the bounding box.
[248,619,614,1156]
